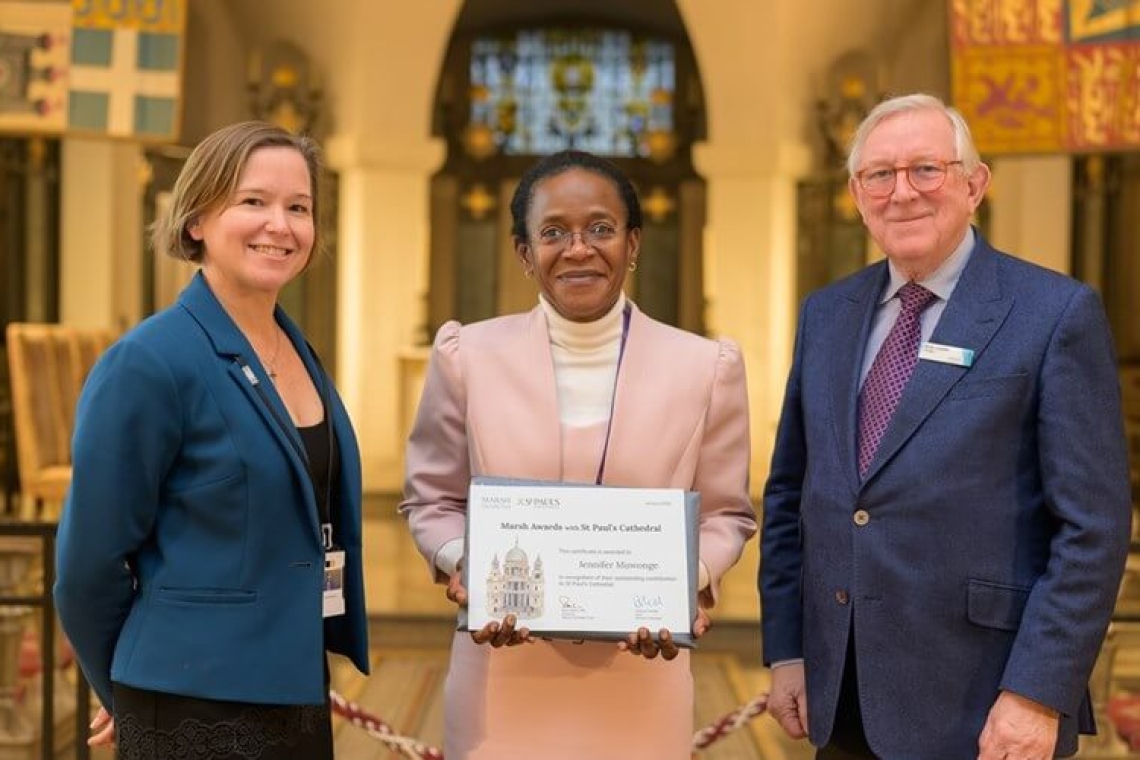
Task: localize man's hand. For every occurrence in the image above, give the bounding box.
[769,662,809,740]
[977,690,1059,760]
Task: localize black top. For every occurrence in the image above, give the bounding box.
[297,418,338,539]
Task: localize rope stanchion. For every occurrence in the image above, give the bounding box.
[330,687,770,756]
[329,689,444,759]
[691,693,769,750]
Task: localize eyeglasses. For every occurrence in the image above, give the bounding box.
[854,160,964,197]
[533,222,623,251]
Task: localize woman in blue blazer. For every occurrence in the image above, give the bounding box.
[54,121,369,759]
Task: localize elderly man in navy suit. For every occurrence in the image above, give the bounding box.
[760,93,1132,759]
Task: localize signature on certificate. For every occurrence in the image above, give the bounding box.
[559,595,587,612]
[633,594,665,610]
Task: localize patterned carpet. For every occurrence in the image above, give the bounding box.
[332,648,771,759]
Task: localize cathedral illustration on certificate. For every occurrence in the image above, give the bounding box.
[485,540,545,619]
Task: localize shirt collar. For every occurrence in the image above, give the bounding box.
[880,226,975,305]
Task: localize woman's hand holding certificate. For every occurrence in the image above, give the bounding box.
[446,563,534,647]
[445,546,709,655]
[449,559,708,657]
[618,607,710,661]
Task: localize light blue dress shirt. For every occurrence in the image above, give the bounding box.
[858,227,977,388]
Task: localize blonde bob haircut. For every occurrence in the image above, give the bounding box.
[152,120,323,263]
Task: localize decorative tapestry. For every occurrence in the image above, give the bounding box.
[0,0,186,142]
[950,0,1140,153]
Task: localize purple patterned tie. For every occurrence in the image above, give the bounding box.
[857,282,937,478]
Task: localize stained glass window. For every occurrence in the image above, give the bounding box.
[468,29,676,158]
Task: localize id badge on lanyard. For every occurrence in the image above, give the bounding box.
[322,522,345,618]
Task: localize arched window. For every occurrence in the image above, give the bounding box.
[426,2,707,338]
[466,29,676,159]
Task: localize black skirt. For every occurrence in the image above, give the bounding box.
[112,682,333,760]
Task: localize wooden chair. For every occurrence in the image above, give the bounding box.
[4,324,115,516]
[67,327,115,429]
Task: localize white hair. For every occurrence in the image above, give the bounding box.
[846,93,982,176]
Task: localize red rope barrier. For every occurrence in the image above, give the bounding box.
[330,688,770,757]
[692,693,769,749]
[329,689,444,759]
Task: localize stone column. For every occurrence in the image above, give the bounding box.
[325,136,445,492]
[989,155,1073,274]
[59,139,144,331]
[694,143,810,491]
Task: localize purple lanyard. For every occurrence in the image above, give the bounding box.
[594,303,632,485]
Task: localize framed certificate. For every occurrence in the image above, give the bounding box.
[461,477,701,647]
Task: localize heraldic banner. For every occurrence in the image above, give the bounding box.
[950,0,1140,153]
[0,0,186,142]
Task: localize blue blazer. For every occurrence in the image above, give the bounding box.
[55,273,370,710]
[760,233,1131,758]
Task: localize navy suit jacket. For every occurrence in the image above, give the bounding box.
[55,273,370,709]
[760,233,1131,758]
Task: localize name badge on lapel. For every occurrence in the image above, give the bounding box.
[323,550,346,618]
[919,341,974,368]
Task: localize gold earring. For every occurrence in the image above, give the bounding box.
[525,268,534,278]
[628,260,638,272]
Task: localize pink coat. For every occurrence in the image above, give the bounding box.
[400,302,756,758]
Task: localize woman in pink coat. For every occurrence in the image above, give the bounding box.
[399,150,756,759]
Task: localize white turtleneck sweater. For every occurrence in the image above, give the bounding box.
[539,292,625,426]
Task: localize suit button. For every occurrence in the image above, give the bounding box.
[853,509,870,526]
[835,590,849,605]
